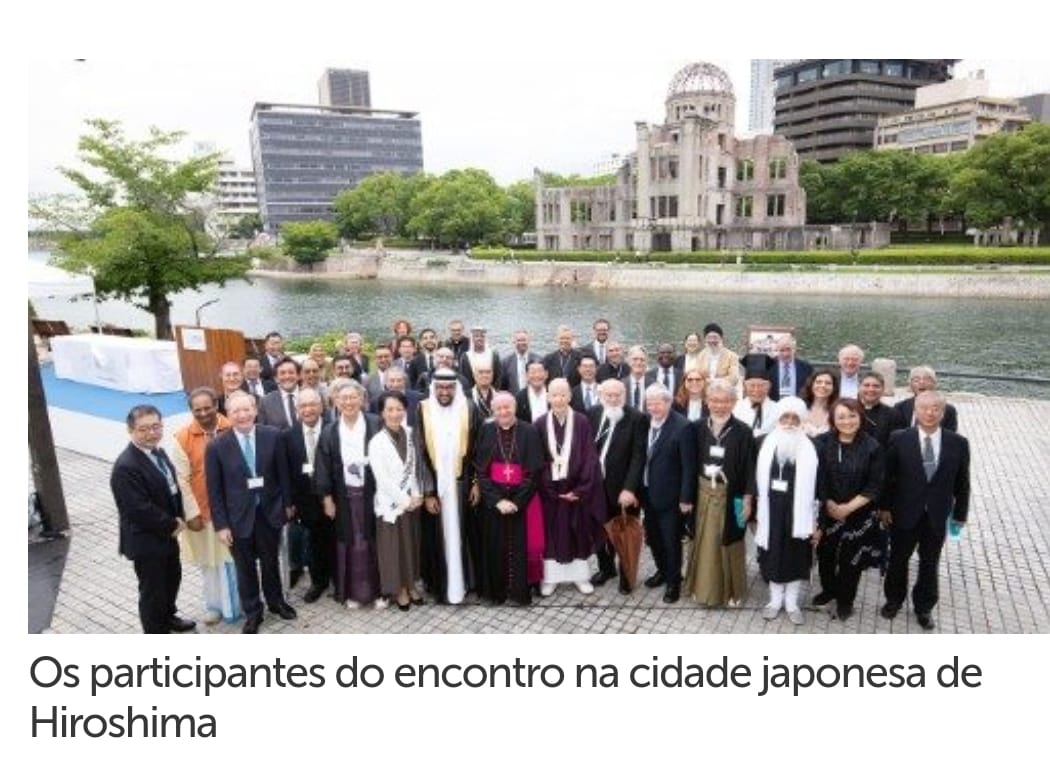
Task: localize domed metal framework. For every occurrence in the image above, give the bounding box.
[666,62,734,99]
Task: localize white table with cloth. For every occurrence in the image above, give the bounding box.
[51,334,183,393]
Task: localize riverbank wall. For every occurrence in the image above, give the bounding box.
[250,250,1050,299]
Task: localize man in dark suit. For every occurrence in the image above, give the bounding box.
[515,360,549,423]
[588,379,646,593]
[110,405,195,634]
[859,371,895,447]
[645,343,680,398]
[283,389,332,604]
[206,391,296,633]
[258,357,301,430]
[369,366,423,426]
[501,329,542,395]
[217,361,245,415]
[242,356,276,398]
[891,365,959,433]
[639,382,692,603]
[597,340,630,383]
[767,335,814,401]
[363,345,396,405]
[258,331,286,382]
[409,328,441,388]
[583,318,612,365]
[880,391,970,631]
[543,325,583,387]
[571,356,601,413]
[444,319,470,367]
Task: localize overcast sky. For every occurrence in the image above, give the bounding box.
[24,0,1050,200]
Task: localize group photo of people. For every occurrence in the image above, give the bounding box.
[111,317,970,634]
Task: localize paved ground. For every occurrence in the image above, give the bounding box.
[37,394,1050,634]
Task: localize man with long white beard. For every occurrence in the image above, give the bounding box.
[587,380,646,593]
[755,396,819,625]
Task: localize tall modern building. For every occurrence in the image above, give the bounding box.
[250,102,423,233]
[1019,93,1050,123]
[773,59,956,163]
[749,60,794,133]
[318,68,371,108]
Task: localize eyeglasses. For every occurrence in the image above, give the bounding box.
[134,423,163,433]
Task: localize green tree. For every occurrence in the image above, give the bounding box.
[798,160,840,223]
[406,168,508,247]
[280,220,340,266]
[332,172,417,240]
[949,123,1050,233]
[503,179,536,239]
[230,213,262,239]
[29,119,251,340]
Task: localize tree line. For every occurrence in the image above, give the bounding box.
[801,123,1050,235]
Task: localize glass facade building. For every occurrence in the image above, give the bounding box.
[250,103,423,233]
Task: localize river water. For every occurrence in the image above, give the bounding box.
[28,251,1049,397]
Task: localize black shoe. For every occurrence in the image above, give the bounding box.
[644,572,665,588]
[289,569,304,589]
[269,602,298,620]
[411,595,424,606]
[880,602,901,620]
[835,603,854,621]
[396,599,411,612]
[812,591,835,606]
[916,612,936,631]
[303,585,325,604]
[662,584,680,604]
[590,570,615,587]
[242,613,263,634]
[168,616,197,633]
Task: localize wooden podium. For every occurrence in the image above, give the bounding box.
[175,325,247,393]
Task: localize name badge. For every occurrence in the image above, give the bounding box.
[709,445,726,458]
[703,464,720,478]
[247,476,265,490]
[772,479,789,493]
[302,463,314,476]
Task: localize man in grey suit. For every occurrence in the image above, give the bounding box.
[258,357,301,430]
[363,345,396,406]
[500,329,541,395]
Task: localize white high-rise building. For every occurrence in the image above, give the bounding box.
[749,60,794,133]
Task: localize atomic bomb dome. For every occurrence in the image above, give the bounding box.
[666,62,735,99]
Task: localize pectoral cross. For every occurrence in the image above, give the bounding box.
[503,463,515,481]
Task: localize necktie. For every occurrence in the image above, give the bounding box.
[241,434,256,477]
[518,356,526,386]
[285,391,297,426]
[752,402,762,430]
[662,368,670,389]
[428,354,434,373]
[648,425,661,454]
[306,427,317,465]
[150,448,169,479]
[782,363,791,390]
[584,386,593,408]
[597,344,605,364]
[633,381,641,409]
[923,435,936,480]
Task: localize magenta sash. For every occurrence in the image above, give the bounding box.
[490,461,545,584]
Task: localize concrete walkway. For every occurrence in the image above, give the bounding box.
[40,395,1050,634]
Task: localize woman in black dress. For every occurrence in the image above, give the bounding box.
[813,398,886,621]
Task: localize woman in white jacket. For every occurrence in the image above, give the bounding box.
[369,390,425,611]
